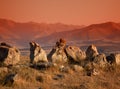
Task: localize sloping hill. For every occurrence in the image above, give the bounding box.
[0,18,120,51]
[37,22,120,52]
[0,18,83,48]
[38,22,120,43]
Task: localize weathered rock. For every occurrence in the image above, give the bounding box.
[29,42,48,64]
[93,53,107,67]
[72,65,84,72]
[86,44,99,61]
[92,68,100,76]
[53,74,65,80]
[0,67,8,73]
[106,53,120,65]
[3,73,18,86]
[0,42,20,66]
[48,38,68,63]
[65,46,86,63]
[59,65,71,73]
[84,62,94,76]
[84,53,106,76]
[51,48,68,63]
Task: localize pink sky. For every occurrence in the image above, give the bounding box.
[0,0,120,25]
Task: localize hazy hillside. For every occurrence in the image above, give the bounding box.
[37,22,120,52]
[38,22,120,43]
[0,18,120,52]
[0,18,83,48]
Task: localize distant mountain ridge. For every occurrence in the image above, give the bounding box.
[38,22,120,43]
[36,22,120,52]
[0,18,120,52]
[0,18,83,48]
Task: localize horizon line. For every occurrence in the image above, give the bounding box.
[0,17,120,26]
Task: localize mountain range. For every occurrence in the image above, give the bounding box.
[0,18,120,52]
[38,22,120,43]
[0,18,83,47]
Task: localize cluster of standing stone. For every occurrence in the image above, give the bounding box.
[29,38,120,68]
[0,39,120,68]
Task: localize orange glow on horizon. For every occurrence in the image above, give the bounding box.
[0,0,120,25]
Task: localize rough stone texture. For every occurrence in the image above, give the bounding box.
[72,65,84,72]
[59,65,70,73]
[29,42,48,64]
[0,67,8,73]
[51,47,68,63]
[3,73,19,86]
[107,53,120,65]
[86,44,99,61]
[48,38,68,63]
[84,62,94,76]
[93,53,107,67]
[0,42,20,66]
[65,46,86,63]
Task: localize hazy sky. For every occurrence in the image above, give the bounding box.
[0,0,120,25]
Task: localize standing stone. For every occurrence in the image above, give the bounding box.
[0,42,20,66]
[48,38,68,63]
[29,42,48,64]
[86,44,99,61]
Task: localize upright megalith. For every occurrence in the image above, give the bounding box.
[85,44,107,67]
[29,42,48,64]
[0,42,20,66]
[86,44,99,61]
[48,38,68,63]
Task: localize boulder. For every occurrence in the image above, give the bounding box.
[65,46,86,63]
[59,65,71,73]
[86,44,99,61]
[48,38,68,63]
[0,42,20,66]
[93,53,107,67]
[106,53,120,65]
[72,65,84,72]
[29,42,48,64]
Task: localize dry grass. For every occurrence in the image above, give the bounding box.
[0,56,120,89]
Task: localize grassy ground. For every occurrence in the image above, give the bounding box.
[0,55,120,89]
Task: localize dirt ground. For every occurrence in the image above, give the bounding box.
[0,56,120,89]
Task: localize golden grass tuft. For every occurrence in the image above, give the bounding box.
[0,55,120,89]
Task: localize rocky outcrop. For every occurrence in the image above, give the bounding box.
[86,44,99,61]
[0,42,20,66]
[85,45,107,75]
[106,53,120,65]
[65,46,86,65]
[48,38,68,63]
[29,42,48,64]
[93,53,107,67]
